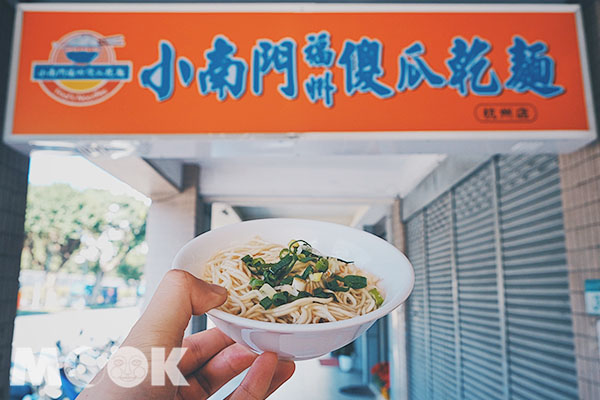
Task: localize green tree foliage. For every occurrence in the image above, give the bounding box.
[22,184,149,303]
[23,184,84,273]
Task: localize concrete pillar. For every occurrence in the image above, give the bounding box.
[389,197,408,400]
[143,165,201,310]
[559,142,600,400]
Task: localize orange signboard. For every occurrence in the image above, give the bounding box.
[5,4,594,136]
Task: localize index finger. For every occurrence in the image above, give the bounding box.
[227,352,279,400]
[179,328,235,375]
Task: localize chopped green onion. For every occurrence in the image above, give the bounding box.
[270,254,293,273]
[312,288,336,299]
[369,288,384,307]
[252,257,265,266]
[263,271,278,287]
[342,275,368,289]
[300,265,314,280]
[249,241,370,307]
[288,239,310,248]
[278,254,298,279]
[315,257,329,272]
[249,278,264,290]
[325,279,350,292]
[297,251,318,263]
[272,292,289,307]
[259,297,273,310]
[257,254,297,287]
[242,255,269,276]
[288,290,311,303]
[279,248,291,259]
[280,276,293,285]
[288,240,311,255]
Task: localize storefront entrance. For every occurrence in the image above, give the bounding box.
[2,2,600,400]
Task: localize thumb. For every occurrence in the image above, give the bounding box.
[131,269,227,345]
[81,270,226,400]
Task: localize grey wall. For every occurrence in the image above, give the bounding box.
[0,2,30,399]
[0,144,29,400]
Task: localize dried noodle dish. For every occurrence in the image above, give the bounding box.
[203,237,385,324]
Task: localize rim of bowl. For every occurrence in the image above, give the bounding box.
[176,218,416,333]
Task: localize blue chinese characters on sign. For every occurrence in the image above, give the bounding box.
[139,40,175,102]
[305,71,337,108]
[302,31,337,108]
[252,38,298,99]
[505,36,564,98]
[337,37,394,99]
[446,37,502,97]
[137,33,566,106]
[33,65,130,80]
[303,31,336,68]
[177,57,194,88]
[198,35,248,101]
[397,41,446,92]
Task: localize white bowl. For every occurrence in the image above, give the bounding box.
[172,218,414,361]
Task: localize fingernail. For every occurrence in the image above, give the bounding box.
[210,283,227,295]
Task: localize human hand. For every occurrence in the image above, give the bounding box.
[79,270,295,399]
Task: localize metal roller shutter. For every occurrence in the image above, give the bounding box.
[405,155,578,400]
[455,163,505,400]
[407,213,428,400]
[425,194,457,399]
[497,155,578,400]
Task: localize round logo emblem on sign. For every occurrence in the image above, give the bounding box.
[31,30,132,107]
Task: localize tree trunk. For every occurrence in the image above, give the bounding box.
[41,247,53,307]
[88,269,105,306]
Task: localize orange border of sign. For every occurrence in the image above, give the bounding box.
[4,4,596,140]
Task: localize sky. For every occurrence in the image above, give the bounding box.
[28,151,151,205]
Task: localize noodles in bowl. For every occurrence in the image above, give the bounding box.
[203,237,385,324]
[173,218,414,360]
